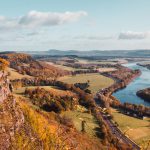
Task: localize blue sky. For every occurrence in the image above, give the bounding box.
[0,0,150,51]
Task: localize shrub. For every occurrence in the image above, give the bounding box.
[60,115,74,128]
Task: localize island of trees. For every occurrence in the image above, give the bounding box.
[137,88,150,102]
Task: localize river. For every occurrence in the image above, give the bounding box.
[113,62,150,107]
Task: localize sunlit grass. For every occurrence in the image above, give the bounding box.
[7,67,32,80]
[111,108,150,147]
[59,73,114,94]
[61,106,100,138]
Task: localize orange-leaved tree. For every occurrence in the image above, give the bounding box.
[0,58,9,71]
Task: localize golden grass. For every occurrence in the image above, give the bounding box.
[13,86,76,97]
[59,73,114,94]
[111,108,150,147]
[7,67,32,80]
[15,97,69,150]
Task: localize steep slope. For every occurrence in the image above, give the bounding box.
[0,71,10,102]
[0,96,24,149]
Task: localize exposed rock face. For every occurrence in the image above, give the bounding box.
[0,71,10,103]
[0,71,24,149]
[0,96,24,149]
[137,88,150,102]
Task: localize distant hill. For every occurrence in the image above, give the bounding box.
[20,49,150,58]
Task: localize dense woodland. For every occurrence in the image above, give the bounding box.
[0,53,71,78]
[136,88,150,102]
[25,87,79,113]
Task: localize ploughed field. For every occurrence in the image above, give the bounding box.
[112,108,150,147]
[59,73,114,94]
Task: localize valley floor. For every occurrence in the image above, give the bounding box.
[111,108,150,148]
[59,73,114,94]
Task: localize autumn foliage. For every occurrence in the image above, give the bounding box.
[0,58,9,71]
[25,87,79,113]
[0,53,70,78]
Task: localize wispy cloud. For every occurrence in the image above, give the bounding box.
[118,31,150,40]
[73,35,113,40]
[0,10,87,30]
[26,32,39,36]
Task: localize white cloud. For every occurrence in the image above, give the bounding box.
[0,10,87,30]
[118,31,150,40]
[19,11,87,27]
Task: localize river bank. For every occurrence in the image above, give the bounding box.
[113,63,150,107]
[96,64,150,117]
[99,65,141,97]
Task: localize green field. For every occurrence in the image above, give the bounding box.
[59,73,114,94]
[112,108,150,147]
[61,106,100,138]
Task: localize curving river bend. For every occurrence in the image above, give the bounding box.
[113,63,150,107]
